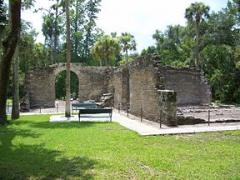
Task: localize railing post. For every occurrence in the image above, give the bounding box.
[159,109,162,128]
[140,105,143,122]
[208,108,210,126]
[118,103,120,113]
[56,103,59,113]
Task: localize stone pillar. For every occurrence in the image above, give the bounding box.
[158,90,177,126]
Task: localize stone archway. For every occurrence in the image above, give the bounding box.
[26,63,113,108]
[53,63,80,101]
[55,70,79,100]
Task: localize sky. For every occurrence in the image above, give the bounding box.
[22,0,229,52]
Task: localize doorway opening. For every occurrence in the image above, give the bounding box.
[55,71,79,100]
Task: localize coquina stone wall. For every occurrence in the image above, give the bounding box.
[112,65,129,110]
[112,56,211,124]
[24,57,211,126]
[128,57,161,121]
[25,68,55,108]
[160,67,211,106]
[26,63,113,108]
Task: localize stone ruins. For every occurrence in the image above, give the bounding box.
[23,56,211,126]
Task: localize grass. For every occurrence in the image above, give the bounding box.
[6,99,12,106]
[0,115,240,179]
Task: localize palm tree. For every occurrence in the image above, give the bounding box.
[119,33,136,64]
[185,2,209,69]
[91,35,120,66]
[65,0,71,117]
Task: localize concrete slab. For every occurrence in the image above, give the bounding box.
[49,110,240,136]
[113,111,240,136]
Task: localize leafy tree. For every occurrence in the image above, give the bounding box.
[42,0,64,64]
[0,0,21,124]
[91,35,120,66]
[71,0,85,62]
[141,1,240,103]
[12,2,36,120]
[201,4,240,103]
[42,14,54,64]
[19,28,48,71]
[0,0,7,60]
[151,26,191,67]
[83,0,101,59]
[119,32,136,64]
[52,0,64,63]
[0,0,6,38]
[185,2,210,69]
[41,0,102,65]
[202,44,237,102]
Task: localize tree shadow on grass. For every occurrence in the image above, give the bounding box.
[30,121,111,130]
[0,126,96,179]
[0,145,96,179]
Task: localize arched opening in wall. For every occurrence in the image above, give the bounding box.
[55,71,79,100]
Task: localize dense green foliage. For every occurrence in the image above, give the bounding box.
[119,32,137,64]
[0,0,6,36]
[91,32,137,66]
[41,0,102,65]
[142,1,240,104]
[55,71,79,99]
[91,35,120,66]
[0,0,6,58]
[0,115,239,179]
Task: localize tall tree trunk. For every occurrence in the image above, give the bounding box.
[65,0,71,117]
[11,44,20,120]
[53,0,59,64]
[125,50,129,64]
[74,0,79,58]
[0,0,21,124]
[53,34,58,64]
[50,39,54,64]
[195,23,200,70]
[11,1,20,120]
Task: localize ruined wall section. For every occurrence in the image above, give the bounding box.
[26,68,55,108]
[26,64,113,108]
[128,57,162,121]
[160,67,211,106]
[112,56,211,124]
[112,65,129,109]
[78,67,113,101]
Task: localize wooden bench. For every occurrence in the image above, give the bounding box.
[78,108,112,122]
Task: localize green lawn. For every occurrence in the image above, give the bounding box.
[0,115,240,179]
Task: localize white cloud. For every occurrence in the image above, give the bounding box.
[22,0,228,52]
[96,0,228,51]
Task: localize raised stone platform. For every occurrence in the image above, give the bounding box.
[50,114,112,122]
